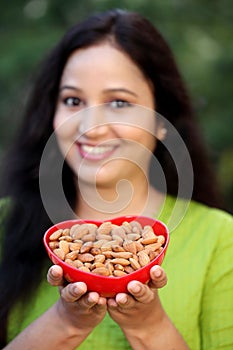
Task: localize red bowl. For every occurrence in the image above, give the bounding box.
[43,215,169,297]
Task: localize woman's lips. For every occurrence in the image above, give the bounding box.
[77,143,118,160]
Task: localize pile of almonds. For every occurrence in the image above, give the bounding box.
[49,220,165,277]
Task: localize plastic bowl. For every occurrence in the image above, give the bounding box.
[43,215,169,297]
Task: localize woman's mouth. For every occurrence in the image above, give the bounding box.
[77,143,117,160]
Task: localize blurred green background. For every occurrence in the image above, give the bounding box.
[1,0,232,211]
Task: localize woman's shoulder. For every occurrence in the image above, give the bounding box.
[160,194,232,235]
[187,199,233,228]
[162,196,233,274]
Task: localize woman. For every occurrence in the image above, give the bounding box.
[0,9,232,350]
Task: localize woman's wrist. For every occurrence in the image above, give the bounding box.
[121,310,165,348]
[54,299,92,340]
[121,312,189,350]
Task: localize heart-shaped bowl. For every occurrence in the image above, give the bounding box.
[43,215,169,297]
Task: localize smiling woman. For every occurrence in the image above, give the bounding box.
[54,43,157,208]
[0,8,232,350]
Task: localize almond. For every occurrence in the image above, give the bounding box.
[105,261,114,274]
[141,235,157,245]
[70,224,89,240]
[137,251,150,267]
[79,241,93,253]
[59,235,73,242]
[94,254,106,263]
[65,250,79,260]
[113,270,127,277]
[65,258,83,268]
[90,247,102,255]
[124,266,135,274]
[53,248,65,260]
[127,233,141,241]
[111,226,127,239]
[111,251,133,259]
[92,239,109,248]
[77,253,95,263]
[129,257,141,270]
[49,229,63,241]
[112,244,125,252]
[92,267,110,276]
[81,233,96,242]
[97,221,112,235]
[49,241,59,249]
[62,228,70,236]
[123,240,137,255]
[114,264,124,271]
[111,258,130,266]
[59,240,70,255]
[157,235,165,245]
[122,221,132,233]
[69,241,82,251]
[129,220,142,231]
[91,262,106,270]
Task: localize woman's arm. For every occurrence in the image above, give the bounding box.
[4,266,107,350]
[108,265,189,350]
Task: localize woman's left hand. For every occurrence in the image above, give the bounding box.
[107,265,167,330]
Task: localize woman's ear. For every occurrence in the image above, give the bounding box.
[156,125,167,141]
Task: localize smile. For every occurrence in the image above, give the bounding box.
[77,143,117,160]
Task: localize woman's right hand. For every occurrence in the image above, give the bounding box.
[47,265,107,335]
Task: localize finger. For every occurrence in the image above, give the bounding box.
[83,292,107,309]
[127,280,154,304]
[107,293,135,310]
[73,291,107,311]
[107,297,118,308]
[60,282,87,302]
[97,296,107,307]
[47,265,64,286]
[115,293,134,308]
[148,265,167,289]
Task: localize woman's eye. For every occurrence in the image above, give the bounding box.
[110,100,131,108]
[63,97,81,106]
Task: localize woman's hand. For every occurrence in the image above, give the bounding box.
[107,265,167,330]
[47,265,107,334]
[107,265,188,349]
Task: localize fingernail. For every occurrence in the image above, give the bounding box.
[51,268,58,277]
[119,296,127,304]
[133,284,141,293]
[152,266,162,277]
[73,285,79,295]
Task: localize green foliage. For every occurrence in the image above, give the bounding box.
[1,0,232,210]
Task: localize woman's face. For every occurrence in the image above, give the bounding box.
[54,42,162,188]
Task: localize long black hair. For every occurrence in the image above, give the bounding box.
[0,9,223,346]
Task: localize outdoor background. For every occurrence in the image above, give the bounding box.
[1,0,232,212]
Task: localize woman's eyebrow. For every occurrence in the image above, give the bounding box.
[103,88,138,97]
[59,85,81,92]
[59,86,138,97]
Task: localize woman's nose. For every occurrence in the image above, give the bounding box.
[78,105,110,137]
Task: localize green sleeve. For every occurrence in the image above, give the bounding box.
[200,210,233,349]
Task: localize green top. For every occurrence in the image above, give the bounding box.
[3,196,233,350]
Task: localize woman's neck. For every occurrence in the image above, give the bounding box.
[75,178,165,221]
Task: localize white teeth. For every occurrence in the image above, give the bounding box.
[81,145,114,155]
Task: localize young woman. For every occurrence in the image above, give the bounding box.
[0,9,232,350]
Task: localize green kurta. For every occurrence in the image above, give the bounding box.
[4,196,233,349]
